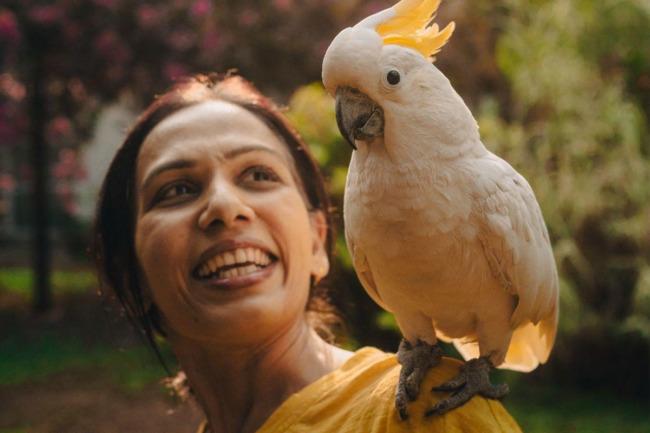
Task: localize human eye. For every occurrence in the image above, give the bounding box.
[151,181,198,207]
[240,165,281,186]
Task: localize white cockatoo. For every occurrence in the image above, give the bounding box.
[322,0,559,418]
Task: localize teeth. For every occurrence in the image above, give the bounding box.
[235,249,247,263]
[197,247,272,279]
[223,251,235,266]
[222,268,237,279]
[254,249,261,264]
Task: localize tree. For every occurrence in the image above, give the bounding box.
[0,0,374,312]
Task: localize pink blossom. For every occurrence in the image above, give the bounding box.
[51,149,87,182]
[64,201,79,216]
[168,30,195,51]
[67,79,87,102]
[0,74,26,101]
[94,30,118,53]
[0,173,16,193]
[56,183,72,197]
[93,30,130,64]
[163,62,188,81]
[52,149,77,180]
[29,5,64,26]
[273,0,293,12]
[0,11,20,43]
[138,5,159,28]
[63,21,82,42]
[46,117,72,143]
[190,0,212,19]
[59,149,76,165]
[201,30,222,53]
[238,9,260,27]
[52,162,71,179]
[112,40,131,64]
[76,166,88,180]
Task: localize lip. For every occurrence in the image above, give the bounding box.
[192,237,278,289]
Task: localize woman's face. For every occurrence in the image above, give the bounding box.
[134,101,328,345]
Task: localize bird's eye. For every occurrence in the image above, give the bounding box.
[387,70,400,85]
[382,68,402,89]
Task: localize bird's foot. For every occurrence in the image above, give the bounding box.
[426,356,509,416]
[395,339,442,420]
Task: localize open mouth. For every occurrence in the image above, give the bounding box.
[194,247,276,280]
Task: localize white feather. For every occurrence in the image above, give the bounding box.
[322,7,559,372]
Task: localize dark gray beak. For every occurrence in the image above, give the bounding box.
[335,87,384,150]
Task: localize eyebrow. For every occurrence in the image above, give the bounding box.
[225,144,287,162]
[140,144,289,192]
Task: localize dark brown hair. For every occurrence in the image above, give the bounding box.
[92,73,336,356]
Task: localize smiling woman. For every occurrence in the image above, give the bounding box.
[92,74,522,433]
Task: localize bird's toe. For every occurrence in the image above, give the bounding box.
[426,356,508,416]
[394,339,442,420]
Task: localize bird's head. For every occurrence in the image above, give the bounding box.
[322,0,474,154]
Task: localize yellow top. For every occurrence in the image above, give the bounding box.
[197,347,522,433]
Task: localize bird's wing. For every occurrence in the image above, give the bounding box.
[346,233,392,312]
[473,155,559,331]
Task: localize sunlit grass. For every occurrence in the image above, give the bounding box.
[0,332,172,392]
[507,393,649,433]
[0,268,96,296]
[0,428,28,433]
[503,379,649,433]
[0,267,172,393]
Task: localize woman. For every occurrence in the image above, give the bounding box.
[93,73,522,433]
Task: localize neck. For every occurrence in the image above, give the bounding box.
[168,318,351,433]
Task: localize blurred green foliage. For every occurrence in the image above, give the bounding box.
[485,1,650,395]
[286,0,650,398]
[0,332,168,391]
[505,383,650,433]
[0,268,95,297]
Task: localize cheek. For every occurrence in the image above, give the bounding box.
[272,197,313,253]
[275,203,315,294]
[135,214,190,286]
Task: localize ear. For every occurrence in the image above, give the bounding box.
[309,210,330,284]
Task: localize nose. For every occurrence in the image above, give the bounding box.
[197,181,254,230]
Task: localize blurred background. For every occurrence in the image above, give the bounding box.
[0,0,648,432]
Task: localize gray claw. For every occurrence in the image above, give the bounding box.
[394,339,442,420]
[426,356,509,417]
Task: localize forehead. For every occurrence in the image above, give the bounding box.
[138,101,291,163]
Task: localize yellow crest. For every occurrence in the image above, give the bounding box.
[375,0,455,60]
